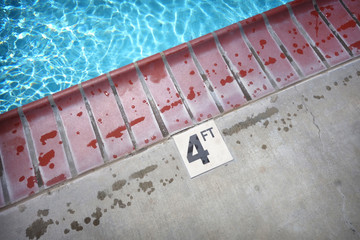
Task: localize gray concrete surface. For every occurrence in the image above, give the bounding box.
[0,58,359,240]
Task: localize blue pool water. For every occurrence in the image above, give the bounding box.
[0,0,292,114]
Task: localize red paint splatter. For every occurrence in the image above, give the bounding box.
[59,141,62,144]
[19,176,25,182]
[276,77,281,82]
[350,40,360,50]
[297,49,303,54]
[185,120,189,124]
[248,68,254,73]
[49,163,55,169]
[106,126,127,139]
[91,91,95,96]
[214,63,217,66]
[40,130,57,145]
[239,70,247,78]
[220,76,233,86]
[39,150,55,166]
[260,39,267,49]
[46,174,66,186]
[190,70,195,75]
[293,43,298,48]
[151,136,156,140]
[160,100,182,113]
[98,88,102,93]
[113,155,117,159]
[104,91,110,97]
[337,20,356,31]
[27,176,37,188]
[235,53,239,57]
[131,105,135,109]
[98,118,102,124]
[144,139,149,144]
[325,54,331,58]
[129,80,133,85]
[77,111,83,117]
[16,145,24,155]
[184,60,187,64]
[171,99,182,108]
[58,106,63,111]
[87,139,97,149]
[184,53,189,58]
[264,57,276,65]
[263,84,267,90]
[76,131,80,135]
[12,129,17,134]
[248,54,252,60]
[130,116,145,126]
[187,87,195,100]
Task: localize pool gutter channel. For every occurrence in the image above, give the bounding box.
[0,0,359,209]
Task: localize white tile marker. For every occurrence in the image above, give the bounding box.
[174,120,233,178]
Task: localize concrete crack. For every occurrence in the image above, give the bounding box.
[336,186,360,238]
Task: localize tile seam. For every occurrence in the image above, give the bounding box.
[261,12,305,79]
[212,32,252,101]
[236,22,279,90]
[160,52,196,123]
[134,62,169,137]
[339,0,360,27]
[0,156,10,205]
[313,0,353,57]
[48,95,77,177]
[106,72,137,150]
[186,42,225,113]
[78,84,109,162]
[18,107,44,189]
[286,3,330,69]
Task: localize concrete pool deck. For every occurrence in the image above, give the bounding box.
[0,0,360,238]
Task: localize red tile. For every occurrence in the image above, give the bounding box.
[163,43,220,122]
[137,54,193,133]
[190,34,247,111]
[241,15,300,88]
[289,0,350,65]
[52,85,103,174]
[0,109,39,202]
[22,98,71,187]
[317,0,360,56]
[265,5,326,76]
[216,24,276,99]
[110,64,163,148]
[0,181,5,207]
[342,0,360,22]
[82,75,134,160]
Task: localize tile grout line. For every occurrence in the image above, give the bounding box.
[186,42,225,113]
[78,84,109,162]
[18,107,44,190]
[312,0,353,57]
[339,0,360,27]
[212,32,252,101]
[286,3,330,69]
[160,52,196,123]
[236,22,279,90]
[48,95,77,177]
[0,155,10,205]
[134,62,169,137]
[261,12,305,79]
[106,73,137,150]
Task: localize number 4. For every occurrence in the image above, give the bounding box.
[187,134,209,165]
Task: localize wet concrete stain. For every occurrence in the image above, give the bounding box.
[112,198,126,209]
[313,95,324,100]
[84,217,91,224]
[70,221,83,231]
[67,209,75,214]
[129,165,158,180]
[91,207,102,226]
[222,107,279,136]
[261,144,267,150]
[97,190,107,200]
[37,209,49,217]
[18,204,26,212]
[112,179,127,191]
[139,181,155,195]
[26,218,54,240]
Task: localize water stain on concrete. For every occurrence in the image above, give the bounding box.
[37,209,49,217]
[313,95,324,100]
[91,207,102,226]
[326,86,331,91]
[18,204,26,213]
[139,181,155,195]
[64,229,70,234]
[222,107,279,136]
[25,218,54,240]
[129,165,158,180]
[112,198,126,209]
[112,179,127,191]
[70,221,83,231]
[261,144,267,150]
[97,190,107,200]
[84,217,91,224]
[67,209,75,214]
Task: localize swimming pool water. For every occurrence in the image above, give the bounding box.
[0,0,292,114]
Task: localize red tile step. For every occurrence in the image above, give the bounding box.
[110,64,163,148]
[342,0,360,22]
[22,99,71,187]
[0,109,39,202]
[215,23,276,99]
[316,0,360,56]
[265,5,326,75]
[190,33,247,111]
[52,85,103,174]
[82,75,134,161]
[137,54,192,133]
[289,0,350,66]
[241,14,300,88]
[163,43,220,122]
